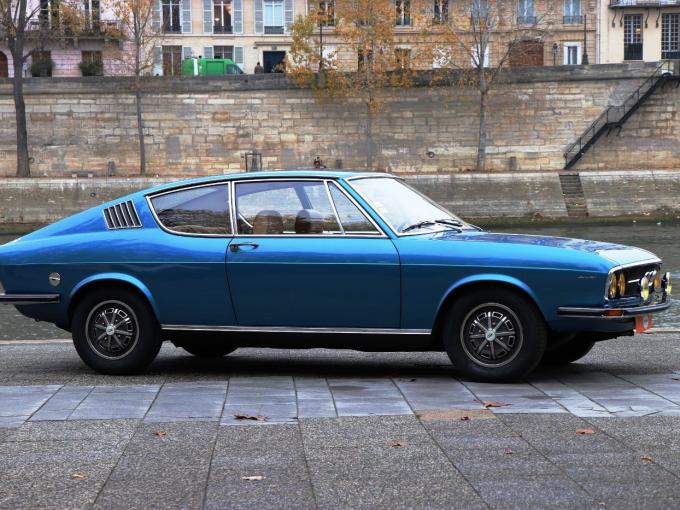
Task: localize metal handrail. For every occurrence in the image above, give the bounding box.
[564,62,670,162]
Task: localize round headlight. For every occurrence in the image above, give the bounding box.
[618,272,626,297]
[654,271,662,290]
[640,276,650,301]
[665,272,672,295]
[608,273,618,299]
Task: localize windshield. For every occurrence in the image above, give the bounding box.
[348,177,469,235]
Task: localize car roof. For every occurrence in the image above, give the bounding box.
[142,170,393,195]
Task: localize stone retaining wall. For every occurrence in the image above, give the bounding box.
[1,170,678,225]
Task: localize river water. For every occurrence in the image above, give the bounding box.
[1,223,679,333]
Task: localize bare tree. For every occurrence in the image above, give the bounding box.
[429,0,553,170]
[288,0,413,169]
[111,0,163,175]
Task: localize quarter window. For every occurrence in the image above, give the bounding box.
[151,184,232,235]
[329,183,380,234]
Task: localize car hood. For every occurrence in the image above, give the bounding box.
[427,230,659,267]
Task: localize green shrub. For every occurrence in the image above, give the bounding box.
[78,60,103,77]
[30,58,54,77]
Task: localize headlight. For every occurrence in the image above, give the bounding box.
[664,272,672,295]
[640,276,650,301]
[618,272,626,297]
[608,273,618,299]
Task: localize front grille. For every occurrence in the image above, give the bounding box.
[621,263,661,298]
[103,200,142,229]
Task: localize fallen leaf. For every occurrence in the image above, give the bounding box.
[154,431,167,438]
[672,377,680,381]
[482,401,512,409]
[460,416,470,421]
[387,440,405,448]
[70,473,87,480]
[640,455,653,462]
[576,428,595,435]
[504,450,514,455]
[241,475,265,481]
[234,414,267,421]
[409,378,417,382]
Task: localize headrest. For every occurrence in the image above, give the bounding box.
[252,210,284,234]
[295,209,324,234]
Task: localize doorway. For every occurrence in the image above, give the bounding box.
[263,51,286,73]
[162,45,182,76]
[509,40,544,67]
[0,52,7,78]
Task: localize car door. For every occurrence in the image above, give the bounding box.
[226,179,400,328]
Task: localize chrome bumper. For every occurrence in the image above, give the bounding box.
[0,293,60,305]
[558,298,671,319]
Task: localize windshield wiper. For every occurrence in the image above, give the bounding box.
[401,219,463,233]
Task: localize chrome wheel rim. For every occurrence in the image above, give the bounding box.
[460,303,523,368]
[85,300,139,360]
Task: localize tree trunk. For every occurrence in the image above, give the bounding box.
[366,106,374,170]
[476,89,487,172]
[135,82,146,176]
[13,59,30,177]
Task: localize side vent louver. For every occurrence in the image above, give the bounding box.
[103,200,142,229]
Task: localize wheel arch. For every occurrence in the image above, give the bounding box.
[68,274,160,327]
[431,275,546,346]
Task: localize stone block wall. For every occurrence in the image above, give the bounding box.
[0,63,675,177]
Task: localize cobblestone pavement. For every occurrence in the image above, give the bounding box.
[2,337,680,508]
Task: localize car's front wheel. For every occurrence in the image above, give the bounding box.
[72,288,162,375]
[442,288,547,382]
[541,335,595,365]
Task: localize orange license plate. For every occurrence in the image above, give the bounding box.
[635,314,653,333]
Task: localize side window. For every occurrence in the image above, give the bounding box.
[150,184,232,235]
[329,183,380,235]
[234,180,341,235]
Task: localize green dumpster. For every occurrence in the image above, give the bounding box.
[181,58,244,77]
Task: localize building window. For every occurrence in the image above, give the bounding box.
[471,0,488,24]
[395,48,411,69]
[318,0,335,26]
[472,44,490,67]
[162,0,181,33]
[39,0,60,28]
[162,45,182,76]
[30,50,52,77]
[82,50,102,64]
[82,0,101,30]
[213,0,232,33]
[623,14,643,61]
[396,0,410,26]
[433,0,448,23]
[563,42,580,65]
[662,14,680,60]
[563,0,581,24]
[358,49,372,71]
[213,45,234,60]
[517,0,535,25]
[264,0,284,34]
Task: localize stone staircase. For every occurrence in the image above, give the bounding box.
[558,172,588,217]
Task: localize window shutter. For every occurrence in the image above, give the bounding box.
[204,46,214,59]
[153,46,162,75]
[234,46,244,70]
[233,0,243,33]
[254,0,263,34]
[152,0,161,31]
[182,46,193,60]
[203,0,212,33]
[181,0,192,33]
[284,0,293,31]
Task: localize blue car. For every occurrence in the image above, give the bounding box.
[0,171,672,381]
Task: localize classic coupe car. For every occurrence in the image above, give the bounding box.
[0,171,672,381]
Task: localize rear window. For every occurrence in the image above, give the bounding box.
[150,184,232,235]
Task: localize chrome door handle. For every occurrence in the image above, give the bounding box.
[229,242,259,252]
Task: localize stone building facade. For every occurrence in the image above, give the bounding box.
[0,63,676,177]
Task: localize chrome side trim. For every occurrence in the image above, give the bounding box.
[0,293,60,305]
[162,325,431,335]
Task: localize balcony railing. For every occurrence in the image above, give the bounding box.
[610,0,680,6]
[563,15,583,24]
[163,24,182,33]
[213,25,233,33]
[517,15,537,24]
[662,50,680,59]
[264,25,284,34]
[26,19,122,38]
[624,43,643,60]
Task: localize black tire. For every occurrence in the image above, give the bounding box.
[541,335,595,365]
[71,288,162,375]
[442,288,547,382]
[179,342,237,358]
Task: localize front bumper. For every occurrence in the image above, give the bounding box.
[0,293,60,305]
[558,296,671,319]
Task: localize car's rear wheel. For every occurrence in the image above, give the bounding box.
[177,341,237,358]
[72,288,162,375]
[541,335,595,365]
[442,288,547,382]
